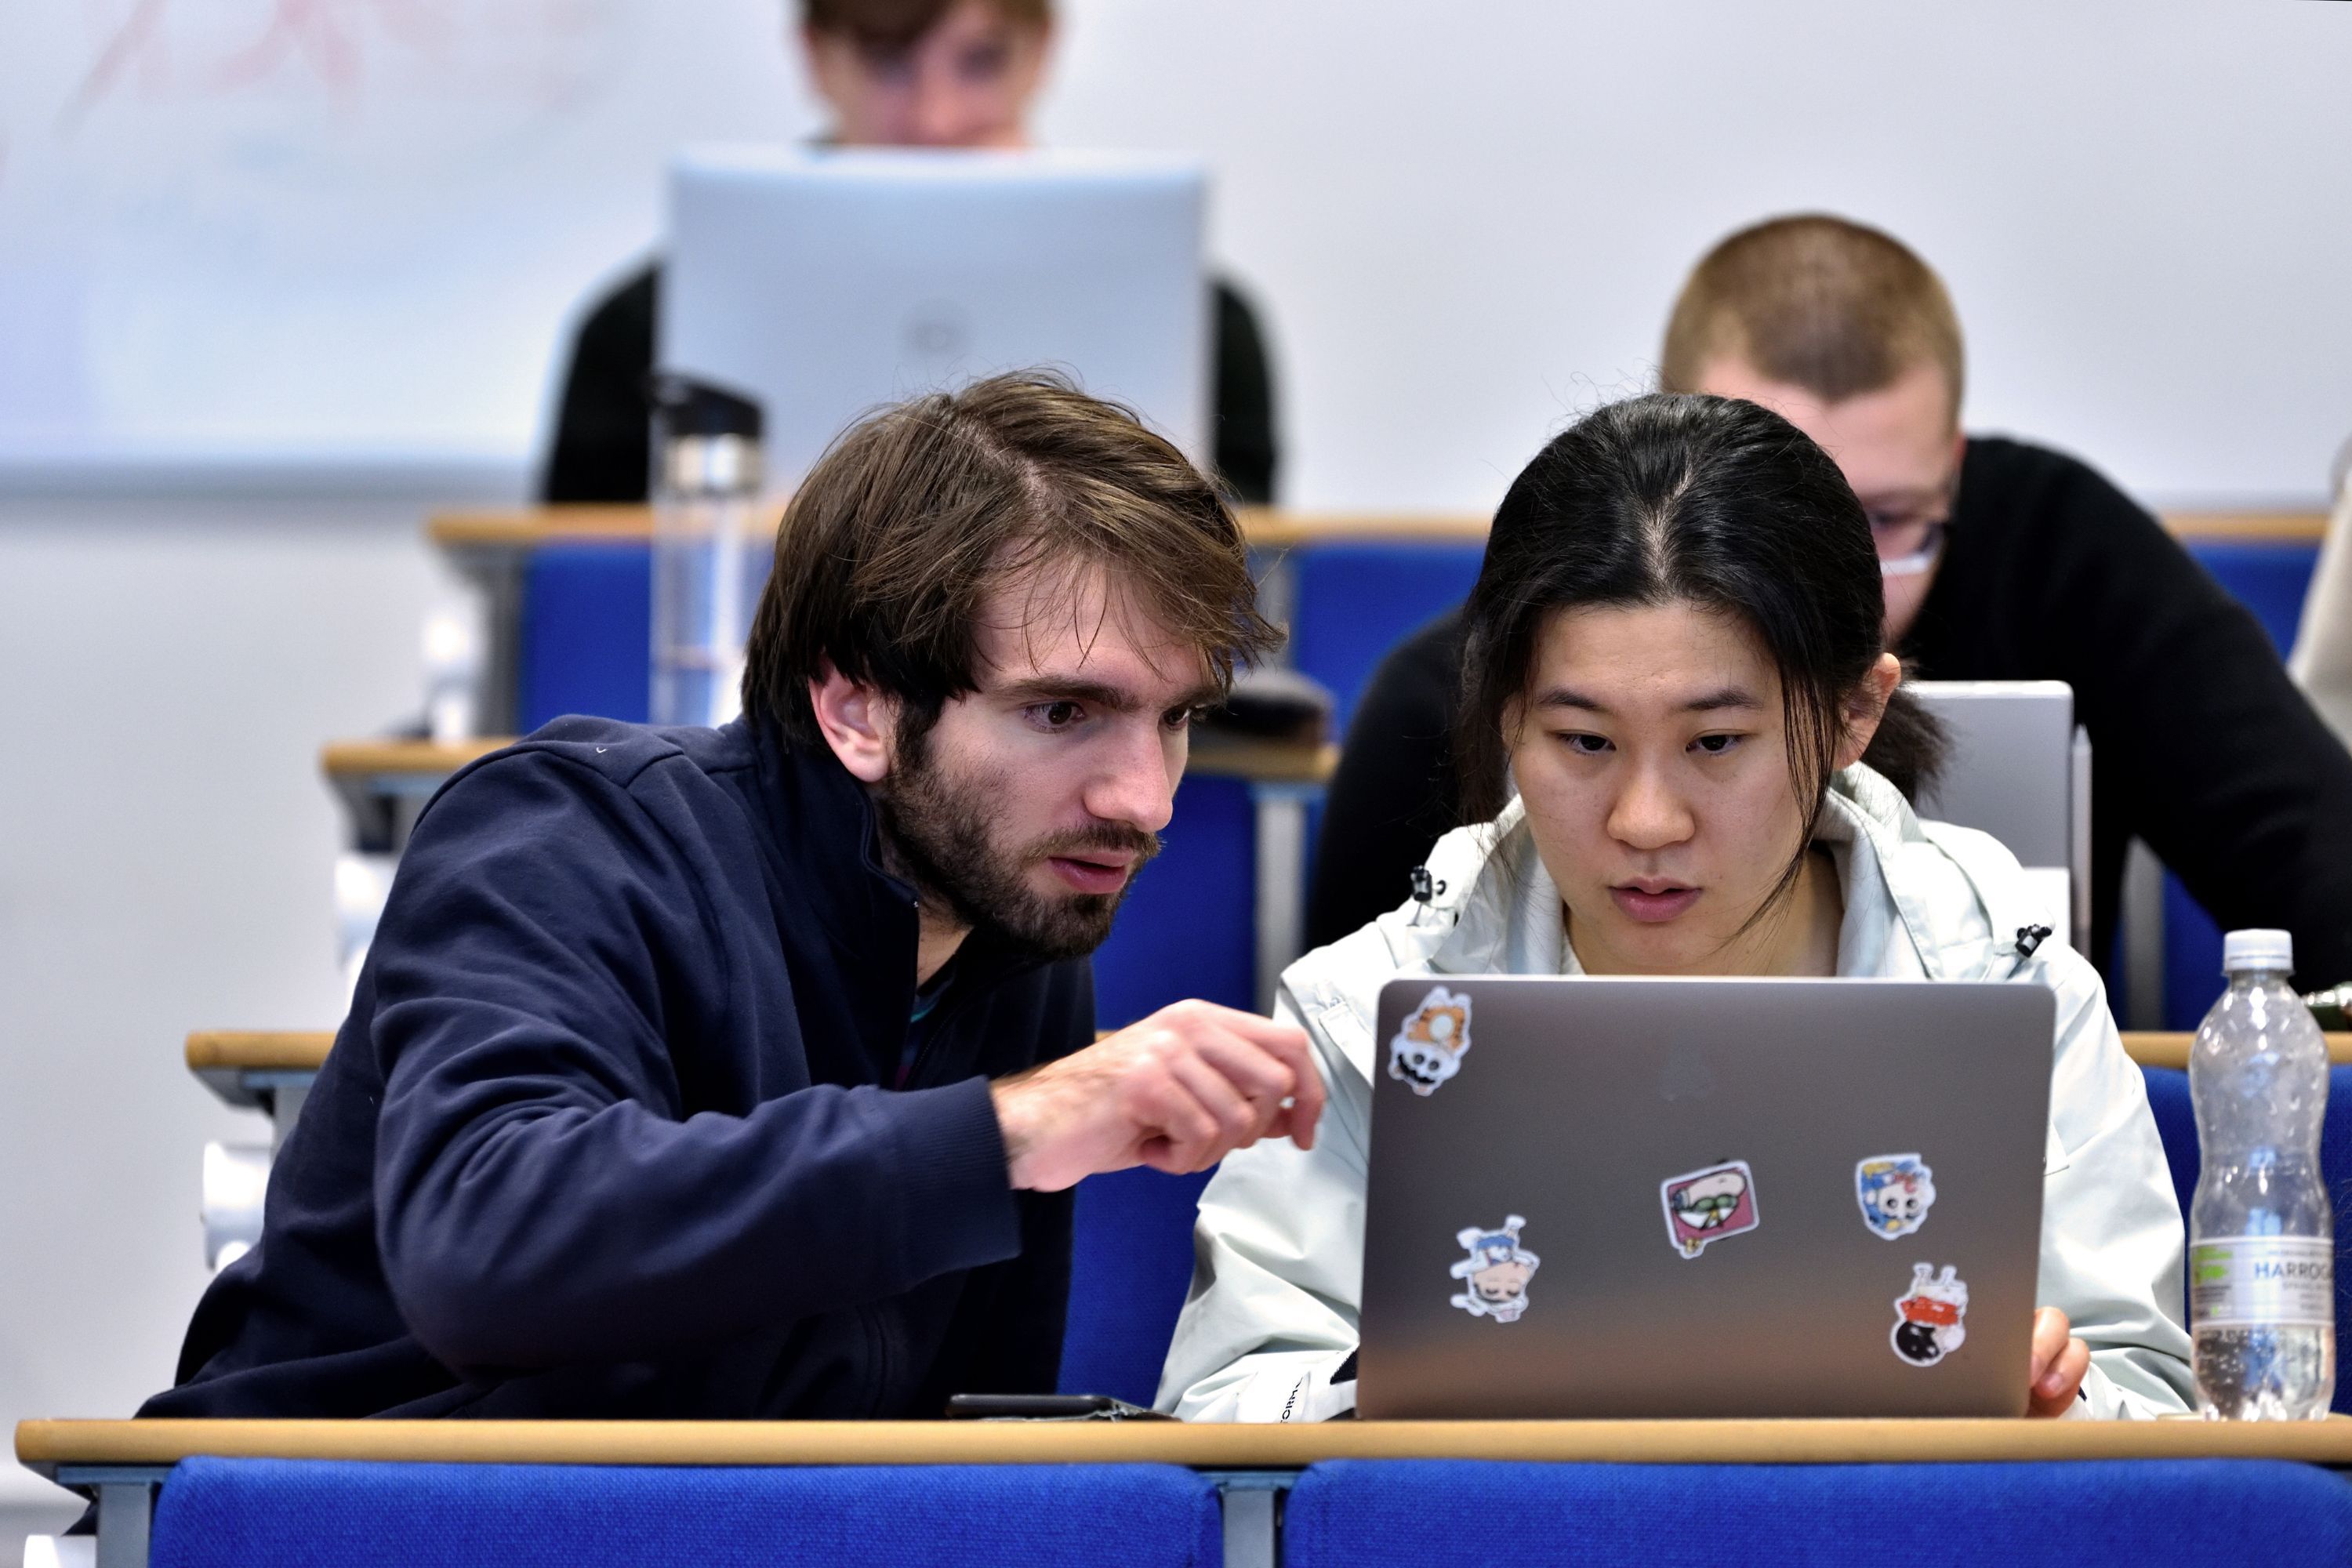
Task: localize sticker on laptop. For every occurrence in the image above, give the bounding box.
[1856,1153,1937,1240]
[1449,1214,1541,1322]
[1660,1159,1760,1259]
[1891,1263,1969,1367]
[1388,985,1473,1096]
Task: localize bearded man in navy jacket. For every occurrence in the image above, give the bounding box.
[143,372,1323,1420]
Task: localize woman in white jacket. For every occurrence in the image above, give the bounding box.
[1159,394,2194,1423]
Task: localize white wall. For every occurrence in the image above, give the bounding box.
[1,0,2349,1503]
[0,489,475,1506]
[3,0,2347,501]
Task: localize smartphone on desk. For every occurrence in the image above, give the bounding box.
[945,1393,1173,1421]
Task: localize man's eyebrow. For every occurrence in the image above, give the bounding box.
[996,677,1142,712]
[993,676,1225,713]
[1532,686,1759,715]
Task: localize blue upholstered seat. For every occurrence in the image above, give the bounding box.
[151,1457,1222,1568]
[1058,1164,1216,1406]
[2158,540,2321,1027]
[1280,1458,2352,1567]
[1285,540,1485,731]
[521,543,655,730]
[2140,1062,2352,1411]
[1090,776,1257,1025]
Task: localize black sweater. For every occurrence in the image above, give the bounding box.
[143,717,1089,1419]
[543,261,1281,506]
[1305,437,2352,991]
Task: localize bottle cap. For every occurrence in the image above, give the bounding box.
[2222,928,2294,975]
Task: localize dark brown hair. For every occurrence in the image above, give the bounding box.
[744,370,1277,743]
[1661,214,1964,418]
[803,0,1048,53]
[1458,394,1944,913]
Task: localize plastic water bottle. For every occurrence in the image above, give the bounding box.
[649,374,770,728]
[2189,928,2335,1418]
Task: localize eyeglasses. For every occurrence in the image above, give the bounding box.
[1865,486,1955,579]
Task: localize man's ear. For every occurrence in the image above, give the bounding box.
[808,662,895,784]
[1834,652,1904,771]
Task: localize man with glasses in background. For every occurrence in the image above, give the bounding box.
[1308,213,2352,996]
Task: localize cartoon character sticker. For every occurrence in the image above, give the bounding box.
[1450,1214,1541,1322]
[1890,1263,1970,1367]
[1660,1160,1761,1258]
[1388,985,1472,1096]
[1857,1153,1937,1240]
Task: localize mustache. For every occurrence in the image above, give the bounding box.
[1029,822,1163,866]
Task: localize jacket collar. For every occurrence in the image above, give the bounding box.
[1377,763,2016,985]
[742,718,1052,999]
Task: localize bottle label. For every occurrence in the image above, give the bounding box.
[2190,1236,2335,1329]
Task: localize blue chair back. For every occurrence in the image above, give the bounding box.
[2158,539,2321,1028]
[1090,775,1256,1027]
[1281,1458,2352,1568]
[1058,1165,1216,1406]
[2140,1062,2352,1410]
[1287,541,1484,732]
[520,543,653,730]
[152,1457,1222,1568]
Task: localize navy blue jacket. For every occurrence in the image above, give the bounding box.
[143,717,1090,1418]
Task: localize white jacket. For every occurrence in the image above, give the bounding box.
[1157,765,2196,1421]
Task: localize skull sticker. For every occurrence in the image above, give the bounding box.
[1857,1153,1937,1240]
[1891,1263,1970,1367]
[1388,985,1472,1096]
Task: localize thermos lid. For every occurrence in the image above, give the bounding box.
[648,373,764,443]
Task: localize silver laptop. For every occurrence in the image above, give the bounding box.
[1908,680,2088,950]
[1357,975,2054,1419]
[662,147,1207,485]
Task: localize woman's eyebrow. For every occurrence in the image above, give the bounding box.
[1532,686,1760,714]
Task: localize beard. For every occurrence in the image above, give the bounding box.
[873,725,1162,962]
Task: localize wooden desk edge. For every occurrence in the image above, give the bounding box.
[20,1417,2352,1475]
[321,739,508,779]
[185,1033,335,1074]
[2121,1033,2352,1070]
[429,507,2330,550]
[170,1033,2334,1086]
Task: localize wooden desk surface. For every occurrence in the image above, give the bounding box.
[186,1032,333,1075]
[428,506,2329,551]
[179,1033,2345,1088]
[2121,1032,2352,1069]
[323,735,1336,788]
[19,1416,2352,1475]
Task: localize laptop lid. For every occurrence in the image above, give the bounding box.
[662,147,1207,485]
[1907,680,2075,869]
[1357,975,2054,1419]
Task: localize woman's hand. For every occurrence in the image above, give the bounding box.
[2027,1306,2090,1417]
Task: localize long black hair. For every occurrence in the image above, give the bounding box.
[1457,393,1944,887]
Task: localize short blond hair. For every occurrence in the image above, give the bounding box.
[1661,214,1964,418]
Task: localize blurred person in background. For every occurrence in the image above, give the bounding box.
[543,0,1280,506]
[1308,214,2352,994]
